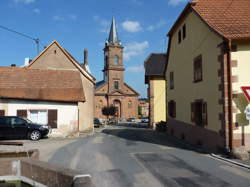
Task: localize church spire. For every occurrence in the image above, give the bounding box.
[108,17,120,45]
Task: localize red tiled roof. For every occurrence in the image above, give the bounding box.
[192,0,250,40]
[0,67,85,102]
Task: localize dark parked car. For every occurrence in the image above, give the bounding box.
[141,117,149,123]
[0,116,50,141]
[94,118,102,128]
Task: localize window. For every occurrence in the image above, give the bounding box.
[191,100,207,127]
[114,81,119,89]
[11,117,26,126]
[128,101,132,108]
[178,30,182,44]
[114,56,119,65]
[17,110,27,118]
[105,56,108,68]
[168,100,176,118]
[28,110,48,125]
[0,110,5,116]
[193,55,202,82]
[170,72,174,89]
[182,24,186,39]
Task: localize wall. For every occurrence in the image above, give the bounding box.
[2,99,78,136]
[78,74,95,132]
[166,10,225,150]
[231,41,250,150]
[152,77,166,123]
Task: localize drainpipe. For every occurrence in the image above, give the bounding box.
[226,40,233,152]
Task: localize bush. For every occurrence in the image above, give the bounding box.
[155,121,167,132]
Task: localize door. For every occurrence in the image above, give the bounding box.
[11,117,28,138]
[0,117,13,138]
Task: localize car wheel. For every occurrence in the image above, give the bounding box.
[29,130,41,141]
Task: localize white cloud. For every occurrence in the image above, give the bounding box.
[131,0,142,5]
[32,8,40,14]
[53,15,65,21]
[168,0,189,6]
[15,0,36,4]
[147,20,166,31]
[93,16,110,33]
[122,21,142,33]
[68,14,77,21]
[124,41,149,61]
[127,65,144,73]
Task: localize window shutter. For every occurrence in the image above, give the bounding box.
[48,110,57,128]
[0,110,5,116]
[191,103,195,122]
[173,101,176,118]
[202,102,208,126]
[17,110,27,118]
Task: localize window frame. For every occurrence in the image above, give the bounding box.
[114,55,119,65]
[193,55,203,83]
[168,100,176,118]
[170,71,174,89]
[114,81,119,90]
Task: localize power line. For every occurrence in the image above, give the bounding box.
[0,24,40,54]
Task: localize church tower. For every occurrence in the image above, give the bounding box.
[95,17,139,120]
[103,17,125,93]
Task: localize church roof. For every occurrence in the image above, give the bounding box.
[108,17,120,44]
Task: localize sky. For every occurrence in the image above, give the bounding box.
[0,0,189,98]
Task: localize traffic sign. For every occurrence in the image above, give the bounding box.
[245,106,250,120]
[241,87,250,102]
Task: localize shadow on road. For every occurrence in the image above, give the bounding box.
[102,127,206,154]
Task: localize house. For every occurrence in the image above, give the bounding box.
[0,40,96,136]
[145,53,167,128]
[95,18,139,120]
[165,0,250,152]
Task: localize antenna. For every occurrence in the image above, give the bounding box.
[0,25,40,54]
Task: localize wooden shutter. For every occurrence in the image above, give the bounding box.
[0,110,5,116]
[202,102,208,126]
[191,103,195,122]
[173,101,176,118]
[17,110,27,118]
[48,110,57,128]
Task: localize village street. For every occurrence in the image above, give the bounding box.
[18,124,250,187]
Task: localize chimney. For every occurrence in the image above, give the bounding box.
[84,49,88,66]
[11,64,16,67]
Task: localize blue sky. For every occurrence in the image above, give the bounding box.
[0,0,189,98]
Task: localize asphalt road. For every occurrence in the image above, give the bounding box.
[41,123,250,187]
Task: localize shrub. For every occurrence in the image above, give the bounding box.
[155,121,167,132]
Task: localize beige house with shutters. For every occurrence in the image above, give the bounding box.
[166,0,250,152]
[0,40,96,137]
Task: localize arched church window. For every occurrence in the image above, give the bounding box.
[114,55,119,65]
[128,100,132,108]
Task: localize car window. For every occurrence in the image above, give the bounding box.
[0,117,11,126]
[11,118,26,126]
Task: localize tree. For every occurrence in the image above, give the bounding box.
[102,105,117,120]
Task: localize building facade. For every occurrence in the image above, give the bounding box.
[0,40,96,136]
[95,18,139,120]
[138,98,149,118]
[165,0,250,152]
[145,53,167,128]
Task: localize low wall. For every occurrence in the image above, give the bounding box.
[0,158,92,187]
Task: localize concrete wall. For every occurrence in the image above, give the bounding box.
[231,41,250,150]
[0,99,78,136]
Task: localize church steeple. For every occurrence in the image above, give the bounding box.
[107,17,120,45]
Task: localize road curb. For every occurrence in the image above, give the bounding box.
[210,153,250,169]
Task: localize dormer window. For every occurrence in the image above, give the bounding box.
[114,56,119,65]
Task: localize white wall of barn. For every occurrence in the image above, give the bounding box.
[0,99,79,135]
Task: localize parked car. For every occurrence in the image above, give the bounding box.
[127,118,136,123]
[141,117,149,123]
[94,118,102,128]
[0,116,50,141]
